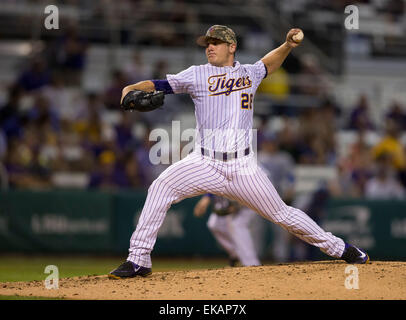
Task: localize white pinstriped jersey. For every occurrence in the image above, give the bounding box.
[167,60,267,153]
[127,59,347,269]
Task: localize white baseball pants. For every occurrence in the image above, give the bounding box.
[127,150,345,267]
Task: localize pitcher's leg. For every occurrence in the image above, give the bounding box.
[277,205,345,258]
[127,178,183,267]
[128,152,226,267]
[225,164,345,259]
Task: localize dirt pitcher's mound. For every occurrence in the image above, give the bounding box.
[1,261,405,300]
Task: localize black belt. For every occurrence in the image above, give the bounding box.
[200,147,250,161]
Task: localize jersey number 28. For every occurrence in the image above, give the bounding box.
[241,93,253,110]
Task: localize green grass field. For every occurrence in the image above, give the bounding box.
[0,255,229,283]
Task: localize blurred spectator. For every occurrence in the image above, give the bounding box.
[51,25,88,86]
[255,116,269,149]
[328,162,357,197]
[296,53,330,97]
[55,120,94,172]
[257,67,290,101]
[245,26,274,53]
[386,100,406,131]
[123,51,151,84]
[303,137,330,164]
[0,129,6,161]
[337,130,375,197]
[73,94,105,161]
[141,15,178,47]
[296,107,337,165]
[75,92,106,121]
[258,133,296,202]
[16,58,51,92]
[27,94,60,133]
[371,118,405,171]
[278,116,302,162]
[95,0,135,44]
[114,113,136,152]
[152,60,169,79]
[381,0,405,22]
[341,130,370,170]
[139,0,199,47]
[0,85,24,138]
[321,97,342,122]
[104,70,131,110]
[38,124,67,173]
[5,126,51,189]
[296,109,320,164]
[0,129,7,189]
[347,94,375,131]
[350,154,375,197]
[123,152,147,189]
[40,72,75,121]
[167,0,195,46]
[365,152,405,199]
[88,150,128,190]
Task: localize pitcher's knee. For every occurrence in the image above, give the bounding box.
[267,205,291,224]
[149,177,162,192]
[147,177,181,206]
[149,177,173,194]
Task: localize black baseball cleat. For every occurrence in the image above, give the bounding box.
[341,243,370,264]
[108,261,152,279]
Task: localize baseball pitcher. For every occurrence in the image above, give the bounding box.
[109,25,369,279]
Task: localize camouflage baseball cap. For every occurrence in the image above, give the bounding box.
[196,25,237,47]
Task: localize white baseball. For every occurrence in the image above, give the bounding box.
[292,30,304,42]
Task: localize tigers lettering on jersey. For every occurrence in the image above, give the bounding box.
[208,74,252,96]
[166,60,267,152]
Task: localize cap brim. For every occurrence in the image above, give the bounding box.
[196,35,209,47]
[196,36,231,47]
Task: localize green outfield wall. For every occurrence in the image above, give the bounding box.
[322,199,406,260]
[0,190,222,256]
[0,190,405,260]
[0,190,114,253]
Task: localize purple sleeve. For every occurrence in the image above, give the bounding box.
[151,79,174,94]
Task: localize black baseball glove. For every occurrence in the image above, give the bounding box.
[121,90,165,112]
[213,199,240,216]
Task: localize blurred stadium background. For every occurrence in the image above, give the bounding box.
[1,0,406,274]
